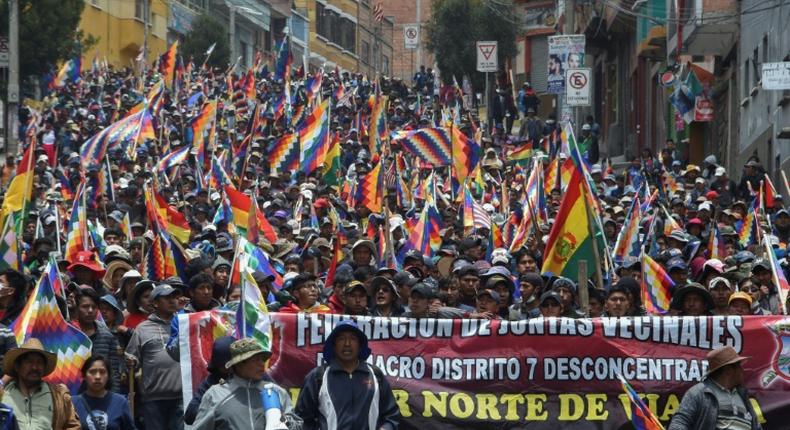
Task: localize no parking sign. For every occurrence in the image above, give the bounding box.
[565,68,591,106]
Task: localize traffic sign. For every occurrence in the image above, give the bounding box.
[476,41,498,73]
[565,68,591,106]
[0,36,8,68]
[404,25,419,49]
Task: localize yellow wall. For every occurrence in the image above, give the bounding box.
[296,0,359,71]
[79,0,168,69]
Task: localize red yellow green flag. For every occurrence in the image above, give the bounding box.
[541,166,598,281]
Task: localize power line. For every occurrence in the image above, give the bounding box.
[601,0,782,24]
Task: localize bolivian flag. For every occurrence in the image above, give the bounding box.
[507,145,533,163]
[153,192,191,244]
[224,186,278,244]
[1,144,34,217]
[322,132,341,187]
[541,166,598,281]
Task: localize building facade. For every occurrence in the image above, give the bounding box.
[381,0,434,81]
[294,0,394,74]
[737,0,790,183]
[80,0,169,67]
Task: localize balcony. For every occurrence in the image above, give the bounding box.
[667,0,738,58]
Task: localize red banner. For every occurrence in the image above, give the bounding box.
[183,314,790,429]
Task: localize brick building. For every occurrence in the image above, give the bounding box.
[380,0,434,81]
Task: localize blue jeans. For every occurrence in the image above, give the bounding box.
[142,399,183,430]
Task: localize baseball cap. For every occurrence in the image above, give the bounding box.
[151,284,181,300]
[477,288,501,304]
[343,280,368,295]
[393,271,419,287]
[410,283,435,300]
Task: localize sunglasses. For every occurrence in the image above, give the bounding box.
[540,302,560,308]
[741,286,759,293]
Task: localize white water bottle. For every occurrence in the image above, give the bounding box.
[261,383,289,430]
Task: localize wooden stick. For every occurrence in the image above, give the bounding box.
[128,364,135,417]
[578,260,589,316]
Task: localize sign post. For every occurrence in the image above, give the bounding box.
[476,41,498,73]
[404,25,419,49]
[477,41,498,131]
[565,68,591,107]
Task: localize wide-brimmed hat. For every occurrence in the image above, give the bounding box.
[4,338,57,377]
[706,346,748,375]
[371,276,399,298]
[225,338,271,369]
[670,283,714,311]
[67,251,106,277]
[351,239,377,257]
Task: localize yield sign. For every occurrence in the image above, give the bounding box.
[476,41,498,72]
[479,44,496,60]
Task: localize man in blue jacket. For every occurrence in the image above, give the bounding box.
[295,320,400,430]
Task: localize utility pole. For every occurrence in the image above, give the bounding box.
[143,0,149,63]
[416,0,421,72]
[7,0,19,155]
[229,6,236,66]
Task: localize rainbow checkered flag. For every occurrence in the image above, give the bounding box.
[11,261,92,393]
[641,252,674,315]
[618,373,665,429]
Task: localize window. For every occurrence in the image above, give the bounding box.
[315,2,356,53]
[762,35,768,64]
[240,41,248,68]
[753,47,759,85]
[743,58,750,98]
[381,55,389,75]
[361,40,370,64]
[135,0,144,20]
[316,2,327,38]
[340,19,356,53]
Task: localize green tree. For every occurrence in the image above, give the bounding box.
[181,14,230,69]
[0,0,96,81]
[426,0,518,88]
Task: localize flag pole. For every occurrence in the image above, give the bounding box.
[581,187,605,290]
[781,170,790,200]
[52,201,62,255]
[227,235,241,297]
[105,153,116,203]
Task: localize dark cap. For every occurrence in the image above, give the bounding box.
[477,288,501,304]
[393,271,419,287]
[455,264,480,278]
[343,280,368,295]
[371,276,399,298]
[409,283,435,300]
[539,291,562,306]
[291,273,317,290]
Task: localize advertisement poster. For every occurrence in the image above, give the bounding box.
[547,35,586,94]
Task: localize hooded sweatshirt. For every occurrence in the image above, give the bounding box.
[125,314,182,401]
